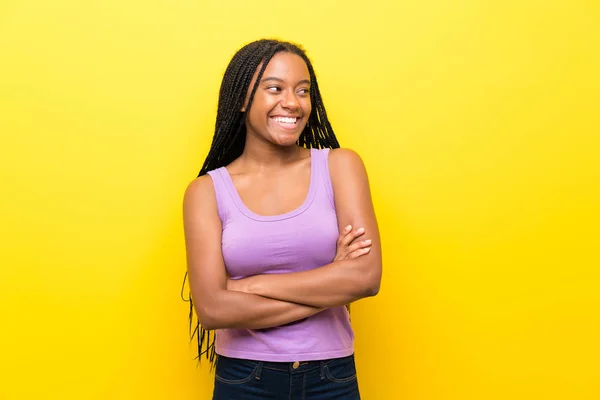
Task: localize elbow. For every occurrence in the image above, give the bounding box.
[345,258,382,299]
[196,303,219,331]
[198,316,217,331]
[193,289,234,330]
[365,282,380,297]
[361,263,382,297]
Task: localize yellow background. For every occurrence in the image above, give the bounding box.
[1,0,599,399]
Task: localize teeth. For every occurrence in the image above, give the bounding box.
[274,117,297,124]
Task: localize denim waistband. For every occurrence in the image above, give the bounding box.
[217,354,354,375]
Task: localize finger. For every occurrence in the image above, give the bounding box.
[340,226,364,247]
[347,239,371,254]
[337,225,352,245]
[346,246,371,259]
[343,227,366,247]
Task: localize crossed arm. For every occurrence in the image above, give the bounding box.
[182,148,381,331]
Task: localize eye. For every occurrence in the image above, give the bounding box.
[267,86,282,92]
[298,88,310,95]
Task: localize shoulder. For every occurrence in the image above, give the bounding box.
[183,174,218,215]
[327,148,368,179]
[328,147,364,164]
[184,174,215,199]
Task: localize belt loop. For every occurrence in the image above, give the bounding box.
[255,362,263,380]
[320,360,326,380]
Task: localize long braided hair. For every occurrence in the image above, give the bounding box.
[181,38,341,365]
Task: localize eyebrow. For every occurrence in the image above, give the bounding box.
[260,76,311,85]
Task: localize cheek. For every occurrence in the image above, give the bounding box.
[303,101,312,116]
[251,94,275,114]
[247,98,268,121]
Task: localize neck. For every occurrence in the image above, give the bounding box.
[237,135,305,172]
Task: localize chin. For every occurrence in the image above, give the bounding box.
[274,137,301,147]
[269,130,303,147]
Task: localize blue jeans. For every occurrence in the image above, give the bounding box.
[212,354,361,399]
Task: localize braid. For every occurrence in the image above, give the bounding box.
[182,39,341,366]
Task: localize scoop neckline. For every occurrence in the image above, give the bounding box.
[220,148,317,222]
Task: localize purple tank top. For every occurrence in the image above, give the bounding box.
[207,148,354,362]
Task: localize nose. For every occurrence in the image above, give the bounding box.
[281,90,300,110]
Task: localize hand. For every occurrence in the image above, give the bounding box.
[333,225,371,262]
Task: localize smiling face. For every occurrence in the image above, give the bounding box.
[243,52,312,148]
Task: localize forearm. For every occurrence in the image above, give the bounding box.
[197,289,324,331]
[240,259,380,308]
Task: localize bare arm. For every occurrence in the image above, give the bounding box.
[183,175,324,331]
[228,148,382,308]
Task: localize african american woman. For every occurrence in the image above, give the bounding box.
[182,39,382,400]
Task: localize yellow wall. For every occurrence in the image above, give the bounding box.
[1,0,598,399]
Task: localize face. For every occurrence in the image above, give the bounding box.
[243,52,312,147]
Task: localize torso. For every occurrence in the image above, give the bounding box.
[206,147,354,362]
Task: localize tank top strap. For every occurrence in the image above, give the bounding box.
[206,167,235,225]
[311,147,336,211]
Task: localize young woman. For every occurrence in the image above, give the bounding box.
[182,39,382,399]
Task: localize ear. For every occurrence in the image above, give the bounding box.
[241,96,250,112]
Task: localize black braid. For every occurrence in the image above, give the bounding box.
[182,39,340,367]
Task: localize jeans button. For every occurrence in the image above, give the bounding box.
[292,361,299,369]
